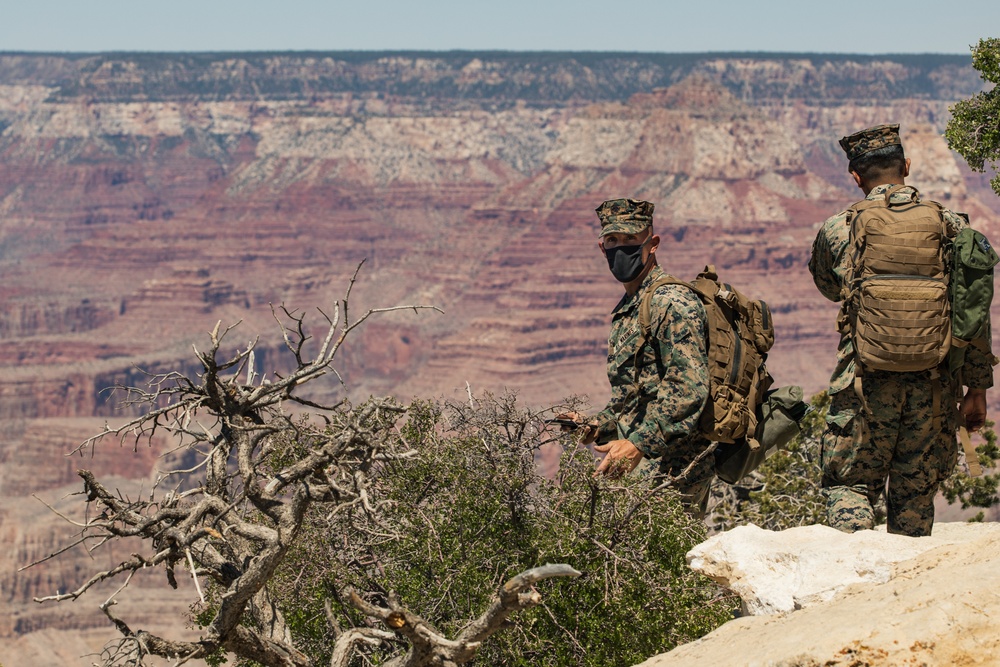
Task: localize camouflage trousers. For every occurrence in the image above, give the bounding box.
[634,434,715,518]
[820,370,959,537]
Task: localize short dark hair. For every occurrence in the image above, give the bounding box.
[848,143,906,181]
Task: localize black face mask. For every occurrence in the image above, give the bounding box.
[605,239,650,283]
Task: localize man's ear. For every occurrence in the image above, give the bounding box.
[648,234,660,255]
[850,170,863,189]
[903,157,911,178]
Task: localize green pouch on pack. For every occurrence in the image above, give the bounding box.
[949,227,998,374]
[951,227,998,342]
[714,385,809,485]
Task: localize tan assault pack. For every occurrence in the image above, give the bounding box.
[838,186,952,375]
[636,265,775,448]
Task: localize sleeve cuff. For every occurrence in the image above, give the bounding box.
[627,432,655,458]
[965,377,994,391]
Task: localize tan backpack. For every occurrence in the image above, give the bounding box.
[838,185,952,374]
[636,265,775,446]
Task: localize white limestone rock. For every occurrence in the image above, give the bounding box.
[687,521,1000,615]
[640,522,1000,667]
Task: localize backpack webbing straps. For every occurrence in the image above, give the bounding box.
[852,368,871,421]
[851,367,872,447]
[930,368,942,433]
[959,426,983,477]
[745,365,762,452]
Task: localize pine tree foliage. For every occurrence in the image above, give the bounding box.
[946,38,1000,196]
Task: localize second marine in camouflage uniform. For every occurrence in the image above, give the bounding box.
[809,124,993,537]
[585,198,715,516]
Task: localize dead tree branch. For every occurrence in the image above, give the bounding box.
[337,564,581,667]
[28,274,577,667]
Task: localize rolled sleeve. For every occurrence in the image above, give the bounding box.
[962,328,996,390]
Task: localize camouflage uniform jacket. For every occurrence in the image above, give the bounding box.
[593,265,710,458]
[808,183,994,406]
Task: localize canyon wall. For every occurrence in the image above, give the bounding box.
[0,51,997,664]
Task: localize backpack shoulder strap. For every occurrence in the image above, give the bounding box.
[632,274,701,392]
[638,275,697,337]
[848,196,887,216]
[840,200,881,300]
[845,197,886,241]
[922,199,954,238]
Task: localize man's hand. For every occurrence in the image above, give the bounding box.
[554,412,599,444]
[961,388,988,432]
[593,439,644,478]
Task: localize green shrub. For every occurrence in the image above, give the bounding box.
[256,393,737,666]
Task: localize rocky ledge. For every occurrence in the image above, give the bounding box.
[641,522,1000,666]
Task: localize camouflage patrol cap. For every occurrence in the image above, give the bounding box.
[596,198,654,237]
[839,124,902,162]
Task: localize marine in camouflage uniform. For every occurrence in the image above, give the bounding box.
[809,124,993,537]
[585,198,715,516]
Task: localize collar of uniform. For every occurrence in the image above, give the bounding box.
[612,265,666,314]
[867,183,920,204]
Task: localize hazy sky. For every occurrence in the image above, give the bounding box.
[0,0,995,54]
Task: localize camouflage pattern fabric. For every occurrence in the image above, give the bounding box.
[838,123,902,161]
[596,198,655,237]
[592,265,714,515]
[821,373,959,536]
[810,182,994,537]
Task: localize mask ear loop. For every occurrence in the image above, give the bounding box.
[637,234,654,272]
